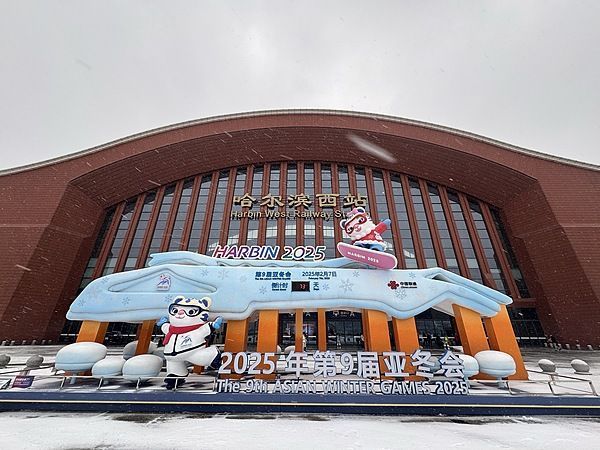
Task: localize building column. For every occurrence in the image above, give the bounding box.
[452,305,489,356]
[484,306,528,380]
[224,319,249,353]
[76,321,108,343]
[317,309,327,351]
[363,310,392,375]
[392,317,420,378]
[135,320,155,356]
[222,319,248,379]
[256,310,279,380]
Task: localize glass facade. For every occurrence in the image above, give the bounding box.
[65,161,541,344]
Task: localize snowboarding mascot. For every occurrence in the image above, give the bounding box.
[160,295,222,389]
[340,207,391,251]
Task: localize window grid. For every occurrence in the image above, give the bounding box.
[144,184,176,264]
[123,191,157,271]
[446,191,484,284]
[372,170,394,253]
[468,199,509,293]
[303,163,316,247]
[246,166,264,246]
[490,209,530,298]
[284,163,297,246]
[78,164,527,303]
[265,164,280,247]
[427,184,460,274]
[187,175,212,252]
[408,178,437,268]
[78,207,116,289]
[206,172,230,254]
[168,179,195,251]
[102,199,137,275]
[321,164,336,258]
[227,168,247,245]
[390,175,417,269]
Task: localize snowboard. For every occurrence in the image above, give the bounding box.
[337,242,398,270]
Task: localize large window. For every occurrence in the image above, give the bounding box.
[187,175,212,252]
[265,164,280,246]
[227,168,247,245]
[145,184,176,264]
[390,175,417,269]
[446,191,484,284]
[408,179,437,268]
[124,190,156,271]
[102,198,137,275]
[206,171,229,254]
[321,164,337,258]
[168,179,194,251]
[427,184,460,274]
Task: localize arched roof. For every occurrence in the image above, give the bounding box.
[2,109,598,209]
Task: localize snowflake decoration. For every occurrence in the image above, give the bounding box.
[163,294,175,304]
[217,268,228,280]
[200,268,209,277]
[121,296,131,306]
[77,297,87,307]
[340,278,354,293]
[352,270,360,278]
[321,282,330,291]
[100,278,109,284]
[408,272,416,279]
[394,289,408,300]
[259,286,267,295]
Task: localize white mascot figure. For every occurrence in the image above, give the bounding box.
[160,295,223,389]
[340,207,391,251]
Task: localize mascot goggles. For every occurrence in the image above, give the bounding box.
[168,304,204,317]
[344,214,367,233]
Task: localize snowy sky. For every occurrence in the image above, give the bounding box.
[1,1,599,170]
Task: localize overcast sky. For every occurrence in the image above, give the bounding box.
[1,1,599,170]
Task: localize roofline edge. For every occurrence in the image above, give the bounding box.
[1,109,598,176]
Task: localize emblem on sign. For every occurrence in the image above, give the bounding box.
[156,274,172,291]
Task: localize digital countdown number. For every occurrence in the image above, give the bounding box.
[291,281,310,292]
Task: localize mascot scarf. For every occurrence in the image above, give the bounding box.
[163,323,205,345]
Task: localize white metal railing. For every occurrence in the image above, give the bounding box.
[0,369,597,397]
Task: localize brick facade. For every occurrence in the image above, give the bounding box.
[0,111,598,345]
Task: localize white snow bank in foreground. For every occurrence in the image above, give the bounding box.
[0,412,599,449]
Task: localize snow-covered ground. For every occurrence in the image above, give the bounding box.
[0,412,599,449]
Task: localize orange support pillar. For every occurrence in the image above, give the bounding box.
[222,319,249,379]
[392,317,420,378]
[452,304,490,356]
[76,321,108,343]
[256,310,279,380]
[295,309,304,351]
[484,306,528,380]
[317,309,327,351]
[363,310,392,375]
[224,319,249,353]
[135,320,155,356]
